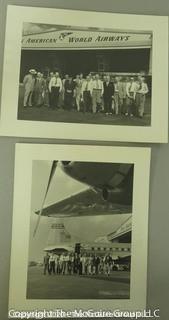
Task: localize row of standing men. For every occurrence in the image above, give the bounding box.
[44,252,115,277]
[23,69,149,117]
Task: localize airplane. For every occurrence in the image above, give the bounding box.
[33,161,134,236]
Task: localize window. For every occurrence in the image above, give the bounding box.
[97,55,109,72]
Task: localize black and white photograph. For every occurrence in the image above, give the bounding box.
[0,6,168,142]
[8,144,150,311]
[27,160,134,300]
[18,23,152,127]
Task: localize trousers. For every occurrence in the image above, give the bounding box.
[23,89,33,107]
[92,89,102,113]
[135,93,146,117]
[50,87,60,108]
[83,91,92,112]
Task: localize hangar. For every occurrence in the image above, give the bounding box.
[20,25,152,81]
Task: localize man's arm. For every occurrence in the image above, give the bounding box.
[101,81,104,95]
[48,78,53,92]
[143,83,149,94]
[23,75,28,86]
[126,83,131,98]
[59,78,63,92]
[112,83,115,96]
[81,81,85,97]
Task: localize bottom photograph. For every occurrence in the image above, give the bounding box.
[27,160,133,300]
[9,144,150,311]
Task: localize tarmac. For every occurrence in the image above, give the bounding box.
[26,266,130,299]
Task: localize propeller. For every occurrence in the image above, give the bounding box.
[33,160,58,237]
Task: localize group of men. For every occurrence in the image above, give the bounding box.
[43,251,115,277]
[23,69,149,118]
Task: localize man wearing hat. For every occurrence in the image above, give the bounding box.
[23,69,36,107]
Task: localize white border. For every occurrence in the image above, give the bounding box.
[0,6,168,143]
[9,144,151,311]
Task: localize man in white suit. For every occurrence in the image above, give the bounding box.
[135,76,149,118]
[91,74,104,113]
[23,69,36,107]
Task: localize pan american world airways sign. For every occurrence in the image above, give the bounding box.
[22,29,152,49]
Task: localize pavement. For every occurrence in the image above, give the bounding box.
[26,266,130,299]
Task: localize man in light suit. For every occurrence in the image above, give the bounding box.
[23,69,36,107]
[135,77,149,118]
[91,74,104,113]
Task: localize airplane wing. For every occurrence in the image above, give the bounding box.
[35,188,132,217]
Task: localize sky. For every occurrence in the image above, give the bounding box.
[28,161,131,262]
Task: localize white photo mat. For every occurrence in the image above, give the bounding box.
[9,144,150,311]
[0,5,168,143]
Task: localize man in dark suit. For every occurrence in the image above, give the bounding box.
[43,252,50,275]
[103,75,115,114]
[64,75,75,110]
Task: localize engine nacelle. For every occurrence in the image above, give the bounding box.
[102,187,132,205]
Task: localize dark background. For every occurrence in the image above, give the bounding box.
[20,49,150,80]
[0,1,169,320]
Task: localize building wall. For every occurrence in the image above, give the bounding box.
[20,48,151,81]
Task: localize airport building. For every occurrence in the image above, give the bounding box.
[20,25,152,81]
[44,221,74,253]
[107,216,132,243]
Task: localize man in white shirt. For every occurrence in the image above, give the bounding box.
[125,77,138,116]
[81,75,93,112]
[80,253,87,275]
[58,254,64,274]
[49,72,62,109]
[135,77,149,118]
[62,253,69,275]
[49,253,56,274]
[91,74,104,113]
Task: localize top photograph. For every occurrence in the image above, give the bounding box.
[20,23,151,126]
[0,6,168,142]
